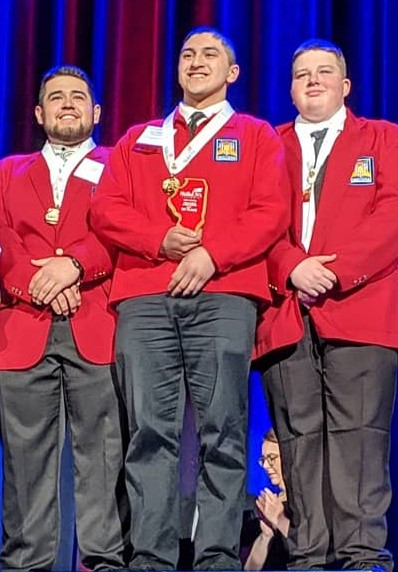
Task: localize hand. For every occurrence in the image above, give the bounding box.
[259,519,275,539]
[160,225,202,261]
[167,246,216,297]
[256,488,284,530]
[29,256,80,305]
[50,285,82,316]
[290,254,337,296]
[297,290,318,308]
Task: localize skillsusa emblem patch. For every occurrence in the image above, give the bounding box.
[214,138,239,162]
[350,156,374,185]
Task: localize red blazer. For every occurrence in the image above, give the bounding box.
[91,110,290,305]
[255,110,398,358]
[0,146,116,369]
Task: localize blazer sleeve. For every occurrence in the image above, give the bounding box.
[65,232,115,284]
[203,124,290,274]
[90,130,171,260]
[329,122,398,292]
[266,233,308,295]
[0,162,37,303]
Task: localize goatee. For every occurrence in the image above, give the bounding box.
[47,124,93,145]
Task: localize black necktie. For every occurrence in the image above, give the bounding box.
[311,128,328,161]
[188,111,206,139]
[310,128,328,207]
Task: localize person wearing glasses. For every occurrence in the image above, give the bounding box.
[242,429,289,570]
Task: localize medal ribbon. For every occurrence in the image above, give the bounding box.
[294,107,346,251]
[162,101,235,175]
[42,138,96,208]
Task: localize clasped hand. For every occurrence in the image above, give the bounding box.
[160,225,202,260]
[29,256,81,315]
[290,254,337,305]
[160,225,216,297]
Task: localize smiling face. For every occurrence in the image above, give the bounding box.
[178,32,239,109]
[35,75,101,145]
[291,49,351,122]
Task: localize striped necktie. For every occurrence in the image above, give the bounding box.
[188,111,206,139]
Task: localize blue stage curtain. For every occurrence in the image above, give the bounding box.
[1,0,398,155]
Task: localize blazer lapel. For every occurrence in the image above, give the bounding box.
[56,147,106,231]
[27,153,54,213]
[282,128,305,244]
[309,112,364,253]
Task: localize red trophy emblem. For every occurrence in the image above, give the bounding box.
[165,177,208,231]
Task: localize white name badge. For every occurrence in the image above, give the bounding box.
[136,125,165,146]
[74,158,105,184]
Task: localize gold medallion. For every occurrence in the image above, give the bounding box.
[162,176,181,195]
[45,207,60,225]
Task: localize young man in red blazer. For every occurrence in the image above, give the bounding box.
[256,40,398,572]
[91,27,289,571]
[0,66,129,570]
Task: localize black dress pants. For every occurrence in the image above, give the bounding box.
[116,292,257,570]
[259,316,396,571]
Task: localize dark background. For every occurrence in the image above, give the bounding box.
[2,0,398,156]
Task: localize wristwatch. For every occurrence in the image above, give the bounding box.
[69,256,84,281]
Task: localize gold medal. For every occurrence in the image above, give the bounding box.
[162,176,180,195]
[45,207,60,225]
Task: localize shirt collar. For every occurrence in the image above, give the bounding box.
[178,100,227,124]
[295,105,347,132]
[42,137,96,159]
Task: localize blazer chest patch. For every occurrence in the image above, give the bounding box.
[213,138,239,162]
[350,156,374,185]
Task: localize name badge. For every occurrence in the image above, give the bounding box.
[74,158,105,184]
[136,125,165,146]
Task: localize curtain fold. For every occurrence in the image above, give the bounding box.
[2,0,398,155]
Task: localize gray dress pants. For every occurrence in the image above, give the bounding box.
[0,319,130,570]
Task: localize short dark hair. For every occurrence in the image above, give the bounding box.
[38,65,97,105]
[181,26,237,66]
[292,38,347,78]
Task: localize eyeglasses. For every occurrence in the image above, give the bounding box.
[258,453,279,468]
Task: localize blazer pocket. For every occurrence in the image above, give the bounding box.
[132,144,161,155]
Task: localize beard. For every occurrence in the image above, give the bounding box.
[46,122,93,145]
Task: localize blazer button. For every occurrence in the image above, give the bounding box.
[55,248,64,256]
